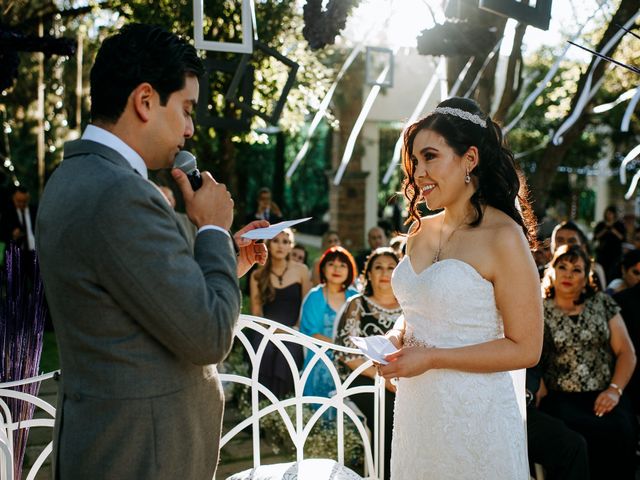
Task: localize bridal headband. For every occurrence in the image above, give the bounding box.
[432,107,487,128]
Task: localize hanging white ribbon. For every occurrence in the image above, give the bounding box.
[381,58,443,185]
[621,87,640,132]
[448,56,474,98]
[552,9,640,146]
[463,39,502,98]
[333,48,398,186]
[624,167,640,200]
[592,87,637,113]
[286,42,368,178]
[503,9,601,134]
[619,143,640,185]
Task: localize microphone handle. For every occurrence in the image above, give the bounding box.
[187,169,203,191]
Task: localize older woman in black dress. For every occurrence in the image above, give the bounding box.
[538,244,637,479]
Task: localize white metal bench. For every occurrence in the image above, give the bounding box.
[0,315,385,480]
[220,314,386,480]
[0,371,57,480]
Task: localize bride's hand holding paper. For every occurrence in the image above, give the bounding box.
[379,344,437,379]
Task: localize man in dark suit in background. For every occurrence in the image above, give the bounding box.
[614,283,640,415]
[36,23,267,480]
[0,186,37,255]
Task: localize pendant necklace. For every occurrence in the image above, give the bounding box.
[271,263,289,286]
[433,212,466,263]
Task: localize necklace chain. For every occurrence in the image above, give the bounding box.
[433,213,466,263]
[271,263,289,286]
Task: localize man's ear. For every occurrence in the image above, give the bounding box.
[131,83,155,122]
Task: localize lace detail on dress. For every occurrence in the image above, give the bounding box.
[403,327,434,349]
[388,256,528,480]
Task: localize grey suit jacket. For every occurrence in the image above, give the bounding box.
[36,139,241,479]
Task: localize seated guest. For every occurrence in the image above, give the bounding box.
[606,249,640,294]
[613,282,640,415]
[355,226,388,274]
[311,230,342,285]
[334,248,401,480]
[550,221,606,290]
[300,246,358,398]
[245,187,283,224]
[290,244,308,266]
[249,229,311,399]
[539,245,637,479]
[526,366,589,480]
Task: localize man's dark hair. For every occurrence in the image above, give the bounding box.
[90,23,204,124]
[12,186,28,195]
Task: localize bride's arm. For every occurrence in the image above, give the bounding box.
[380,225,543,378]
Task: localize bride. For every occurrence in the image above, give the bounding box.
[379,97,543,479]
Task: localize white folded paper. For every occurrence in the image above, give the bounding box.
[349,335,398,365]
[241,217,312,240]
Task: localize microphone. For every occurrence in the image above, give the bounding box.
[173,150,203,191]
[173,150,240,256]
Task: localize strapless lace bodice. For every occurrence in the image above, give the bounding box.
[392,256,504,348]
[389,255,528,480]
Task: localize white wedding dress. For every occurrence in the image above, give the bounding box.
[389,256,528,480]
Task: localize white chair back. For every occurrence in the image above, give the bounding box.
[219,314,386,479]
[0,371,57,480]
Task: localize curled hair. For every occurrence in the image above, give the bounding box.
[90,23,204,124]
[542,245,598,304]
[254,229,294,304]
[401,97,537,248]
[361,247,400,296]
[318,246,357,290]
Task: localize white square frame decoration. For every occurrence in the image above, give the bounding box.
[193,0,254,54]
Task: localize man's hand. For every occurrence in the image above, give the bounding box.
[172,168,233,230]
[11,227,23,241]
[234,220,269,277]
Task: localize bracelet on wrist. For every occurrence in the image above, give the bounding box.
[608,383,623,396]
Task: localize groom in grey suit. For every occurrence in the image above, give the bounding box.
[36,24,267,479]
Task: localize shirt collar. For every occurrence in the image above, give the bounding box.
[81,125,148,179]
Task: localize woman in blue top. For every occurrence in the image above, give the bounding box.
[300,246,359,397]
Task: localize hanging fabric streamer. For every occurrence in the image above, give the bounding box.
[619,143,640,184]
[286,41,368,178]
[503,8,601,134]
[463,39,502,98]
[621,87,640,132]
[592,87,637,113]
[552,9,640,146]
[333,48,399,186]
[624,167,640,200]
[381,58,443,185]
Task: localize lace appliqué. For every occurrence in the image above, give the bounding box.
[403,331,434,349]
[432,106,487,128]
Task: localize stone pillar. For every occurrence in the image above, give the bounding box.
[328,55,368,252]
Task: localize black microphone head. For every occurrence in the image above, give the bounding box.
[173,150,197,175]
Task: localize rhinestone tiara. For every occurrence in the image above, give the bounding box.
[432,106,487,128]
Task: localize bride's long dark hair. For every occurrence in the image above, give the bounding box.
[402,97,537,248]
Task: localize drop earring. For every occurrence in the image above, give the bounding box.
[464,167,471,184]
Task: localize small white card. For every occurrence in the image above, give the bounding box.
[349,335,398,365]
[240,217,312,240]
